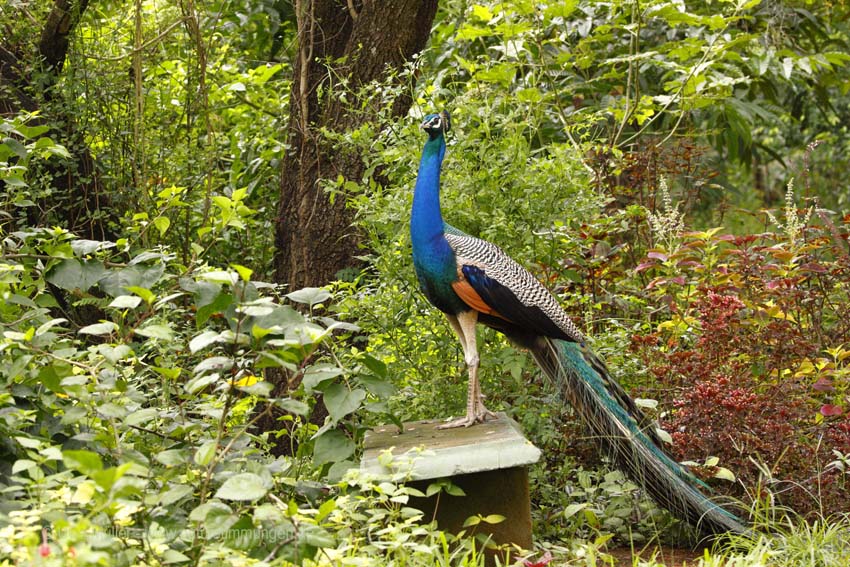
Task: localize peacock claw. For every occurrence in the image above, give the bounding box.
[435,404,497,430]
[435,415,484,429]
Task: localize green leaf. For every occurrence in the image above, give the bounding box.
[152,216,171,236]
[189,330,224,353]
[215,472,269,501]
[125,408,158,426]
[46,259,108,292]
[121,288,154,308]
[313,429,355,466]
[361,354,387,378]
[63,449,104,474]
[135,323,173,340]
[15,436,42,449]
[197,270,238,285]
[276,398,310,416]
[471,4,493,21]
[194,441,218,466]
[190,501,237,538]
[316,499,336,523]
[323,383,366,421]
[161,550,190,564]
[230,264,253,282]
[302,364,344,391]
[78,321,118,335]
[714,467,736,482]
[224,515,262,550]
[156,449,189,467]
[109,295,143,309]
[99,264,165,297]
[12,459,37,474]
[299,524,336,548]
[359,375,395,399]
[194,356,233,374]
[655,427,673,445]
[286,287,331,305]
[70,239,115,256]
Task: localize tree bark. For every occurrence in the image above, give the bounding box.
[274,0,438,290]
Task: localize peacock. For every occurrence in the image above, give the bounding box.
[410,110,748,537]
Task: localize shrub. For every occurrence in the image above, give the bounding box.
[630,215,850,518]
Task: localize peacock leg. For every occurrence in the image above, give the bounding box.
[437,310,496,429]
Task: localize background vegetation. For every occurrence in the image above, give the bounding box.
[2,0,850,565]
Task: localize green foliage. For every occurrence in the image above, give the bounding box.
[0,113,70,222]
[0,218,452,564]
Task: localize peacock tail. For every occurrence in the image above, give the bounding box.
[530,337,750,536]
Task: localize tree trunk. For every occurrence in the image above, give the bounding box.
[274,0,438,290]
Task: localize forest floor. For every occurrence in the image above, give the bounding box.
[607,546,705,566]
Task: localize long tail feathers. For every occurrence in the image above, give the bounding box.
[530,337,749,537]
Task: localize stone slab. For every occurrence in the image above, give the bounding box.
[361,412,541,479]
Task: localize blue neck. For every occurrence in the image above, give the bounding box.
[411,134,446,251]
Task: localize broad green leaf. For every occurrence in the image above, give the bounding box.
[194,440,218,466]
[194,356,233,374]
[276,398,310,416]
[99,344,133,363]
[70,239,115,255]
[161,550,190,564]
[156,449,189,467]
[361,353,387,378]
[99,264,165,297]
[197,270,238,285]
[253,503,284,523]
[313,429,355,466]
[125,408,158,426]
[12,459,37,474]
[230,264,253,281]
[714,467,736,482]
[323,383,366,421]
[285,287,331,305]
[359,375,396,399]
[46,259,108,292]
[97,403,127,419]
[189,330,224,353]
[152,216,170,236]
[185,373,220,394]
[16,436,42,449]
[315,499,336,523]
[224,515,262,550]
[302,364,344,391]
[63,449,104,474]
[135,323,173,340]
[215,473,269,501]
[109,295,143,309]
[78,321,118,335]
[190,501,236,538]
[35,318,67,336]
[299,525,336,548]
[655,427,673,445]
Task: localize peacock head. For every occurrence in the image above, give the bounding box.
[421,110,451,139]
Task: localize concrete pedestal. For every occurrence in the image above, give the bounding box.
[361,413,541,557]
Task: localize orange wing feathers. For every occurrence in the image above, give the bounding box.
[451,279,507,320]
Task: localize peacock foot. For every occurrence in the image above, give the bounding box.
[435,404,497,429]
